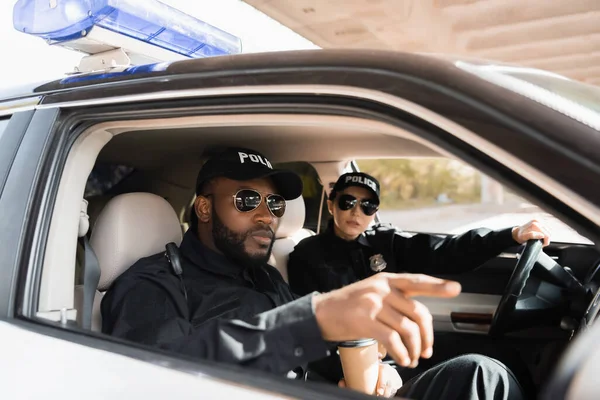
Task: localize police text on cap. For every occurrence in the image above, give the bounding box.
[345,175,377,192]
[238,151,272,169]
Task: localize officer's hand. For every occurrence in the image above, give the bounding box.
[512,219,551,247]
[313,273,461,367]
[375,363,402,397]
[338,363,402,397]
[378,342,387,359]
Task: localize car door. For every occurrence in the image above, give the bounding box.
[5,50,599,399]
[0,102,370,400]
[0,106,288,399]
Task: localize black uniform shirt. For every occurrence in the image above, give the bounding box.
[288,221,518,296]
[101,230,330,375]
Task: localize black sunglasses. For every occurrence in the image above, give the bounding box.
[337,194,379,216]
[232,189,286,218]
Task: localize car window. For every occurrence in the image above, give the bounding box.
[274,161,328,233]
[356,157,593,244]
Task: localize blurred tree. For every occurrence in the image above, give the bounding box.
[356,158,482,209]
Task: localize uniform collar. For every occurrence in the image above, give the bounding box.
[179,230,242,279]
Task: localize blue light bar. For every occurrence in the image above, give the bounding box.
[13,0,242,58]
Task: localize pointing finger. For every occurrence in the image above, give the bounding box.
[390,274,461,298]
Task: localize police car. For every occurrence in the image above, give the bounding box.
[1,1,600,399]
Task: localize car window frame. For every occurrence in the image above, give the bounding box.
[12,82,600,398]
[0,109,56,318]
[13,101,392,400]
[23,94,600,316]
[0,117,11,141]
[0,111,34,199]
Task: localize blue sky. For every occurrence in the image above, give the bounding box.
[0,0,318,88]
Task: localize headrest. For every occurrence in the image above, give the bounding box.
[276,197,306,239]
[86,194,113,234]
[91,193,183,291]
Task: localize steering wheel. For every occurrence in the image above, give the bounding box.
[489,239,543,336]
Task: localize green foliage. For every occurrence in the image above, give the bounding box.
[356,158,482,209]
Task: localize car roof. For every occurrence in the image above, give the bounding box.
[0,50,499,102]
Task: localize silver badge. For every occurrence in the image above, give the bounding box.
[369,254,387,272]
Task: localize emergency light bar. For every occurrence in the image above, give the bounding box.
[13,0,242,70]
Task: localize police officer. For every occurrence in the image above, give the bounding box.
[288,171,551,297]
[101,148,525,400]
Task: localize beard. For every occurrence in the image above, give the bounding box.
[211,205,274,268]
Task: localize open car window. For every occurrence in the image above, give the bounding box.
[355,157,594,245]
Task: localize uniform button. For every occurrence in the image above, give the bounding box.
[294,347,304,357]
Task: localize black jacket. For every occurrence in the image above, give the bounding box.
[101,230,329,375]
[288,221,517,296]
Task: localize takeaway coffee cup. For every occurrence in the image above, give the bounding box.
[338,338,379,394]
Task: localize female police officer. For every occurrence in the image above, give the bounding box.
[288,172,551,297]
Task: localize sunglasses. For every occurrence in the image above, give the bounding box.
[337,194,379,216]
[232,189,286,218]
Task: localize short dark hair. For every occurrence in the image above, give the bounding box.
[328,189,338,201]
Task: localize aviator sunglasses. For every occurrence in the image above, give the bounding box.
[337,194,379,216]
[231,189,286,218]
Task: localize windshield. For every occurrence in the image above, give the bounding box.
[355,157,593,245]
[455,61,600,131]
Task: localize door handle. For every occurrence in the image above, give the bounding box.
[450,312,493,325]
